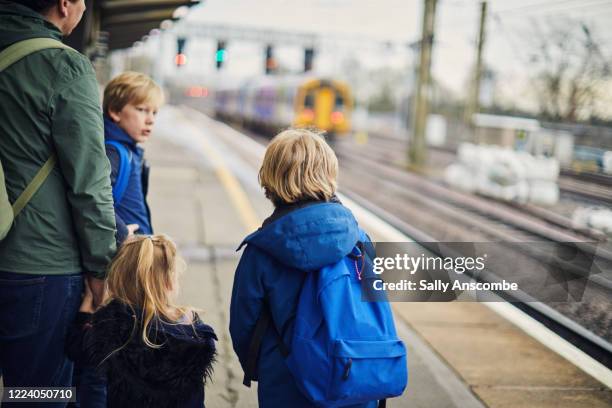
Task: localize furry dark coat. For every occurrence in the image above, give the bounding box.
[66,300,217,408]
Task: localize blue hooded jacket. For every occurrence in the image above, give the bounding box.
[104,116,152,242]
[230,201,377,408]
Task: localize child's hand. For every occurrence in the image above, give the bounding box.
[80,279,95,313]
[127,224,139,237]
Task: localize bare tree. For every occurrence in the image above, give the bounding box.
[526,18,610,122]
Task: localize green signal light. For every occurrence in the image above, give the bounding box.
[216,49,227,62]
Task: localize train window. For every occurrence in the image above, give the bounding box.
[334,94,344,109]
[304,92,315,108]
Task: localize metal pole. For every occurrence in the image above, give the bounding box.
[466,1,487,129]
[410,0,437,169]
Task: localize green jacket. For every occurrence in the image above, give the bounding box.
[0,1,116,278]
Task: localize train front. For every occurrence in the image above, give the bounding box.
[293,78,352,137]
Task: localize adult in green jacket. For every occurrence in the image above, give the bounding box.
[0,0,116,395]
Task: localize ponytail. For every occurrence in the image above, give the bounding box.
[106,234,188,349]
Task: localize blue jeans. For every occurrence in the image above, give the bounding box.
[0,271,83,408]
[71,365,107,408]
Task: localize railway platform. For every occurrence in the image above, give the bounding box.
[114,105,612,407]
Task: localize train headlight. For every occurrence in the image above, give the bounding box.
[303,109,315,121]
[331,111,344,124]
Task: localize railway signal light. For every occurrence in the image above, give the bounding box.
[304,48,315,72]
[216,40,227,69]
[265,45,277,74]
[175,53,187,66]
[176,37,187,67]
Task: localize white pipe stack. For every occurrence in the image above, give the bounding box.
[572,207,612,236]
[445,143,560,205]
[603,151,612,175]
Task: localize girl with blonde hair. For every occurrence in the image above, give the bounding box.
[67,234,217,408]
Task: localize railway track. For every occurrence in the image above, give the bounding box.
[356,131,612,206]
[562,168,612,186]
[340,133,612,232]
[558,176,612,205]
[338,142,608,243]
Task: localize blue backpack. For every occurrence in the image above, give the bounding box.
[244,232,408,407]
[105,140,132,206]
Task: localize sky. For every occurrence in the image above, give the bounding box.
[131,0,612,113]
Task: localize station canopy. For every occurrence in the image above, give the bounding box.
[100,0,201,50]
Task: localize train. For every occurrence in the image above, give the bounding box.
[204,75,353,138]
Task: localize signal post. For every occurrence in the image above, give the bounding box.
[410,0,437,170]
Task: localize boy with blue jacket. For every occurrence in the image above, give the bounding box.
[103,71,163,243]
[230,129,382,407]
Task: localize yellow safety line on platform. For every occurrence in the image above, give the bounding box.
[215,165,261,232]
[184,116,261,233]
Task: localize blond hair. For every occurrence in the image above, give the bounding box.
[103,71,164,116]
[105,234,188,348]
[259,128,338,205]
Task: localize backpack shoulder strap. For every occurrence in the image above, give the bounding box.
[243,305,271,388]
[11,155,57,217]
[0,38,74,73]
[243,301,290,387]
[105,140,132,206]
[1,38,74,217]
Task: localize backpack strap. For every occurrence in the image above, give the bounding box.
[0,38,73,73]
[243,301,290,387]
[11,156,57,217]
[0,38,74,217]
[105,140,132,206]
